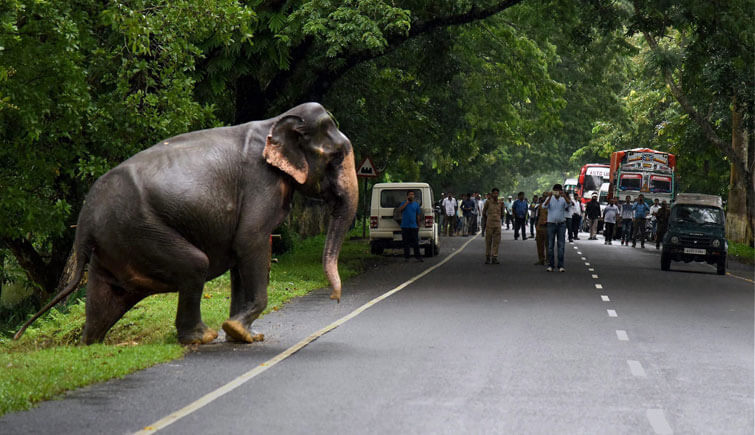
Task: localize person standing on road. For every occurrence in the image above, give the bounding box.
[461,193,476,236]
[397,190,423,262]
[482,188,505,264]
[534,194,549,265]
[504,195,514,230]
[569,194,584,241]
[632,194,651,248]
[655,200,670,249]
[586,194,601,240]
[512,192,529,240]
[529,194,539,239]
[441,192,457,237]
[476,193,485,234]
[542,184,570,272]
[620,195,634,246]
[564,192,574,243]
[602,198,619,245]
[649,198,661,242]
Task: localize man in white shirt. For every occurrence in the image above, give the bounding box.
[441,193,457,237]
[649,198,661,241]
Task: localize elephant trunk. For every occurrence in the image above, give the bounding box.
[323,150,358,302]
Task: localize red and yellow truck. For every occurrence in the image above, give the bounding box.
[608,148,676,204]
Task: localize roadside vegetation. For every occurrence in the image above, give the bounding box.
[728,241,755,265]
[0,227,374,417]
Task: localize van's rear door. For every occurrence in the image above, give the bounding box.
[378,188,424,237]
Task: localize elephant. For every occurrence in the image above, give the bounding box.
[14,102,358,345]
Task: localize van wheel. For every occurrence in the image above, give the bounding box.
[370,243,384,256]
[716,257,726,275]
[661,250,671,271]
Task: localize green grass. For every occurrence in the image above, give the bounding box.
[0,230,374,416]
[728,241,755,264]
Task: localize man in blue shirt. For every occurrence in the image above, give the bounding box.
[512,191,529,240]
[631,194,650,248]
[541,184,571,272]
[397,190,424,262]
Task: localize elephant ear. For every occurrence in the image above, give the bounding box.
[263,115,309,184]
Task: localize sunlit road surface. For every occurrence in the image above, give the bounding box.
[2,229,752,434]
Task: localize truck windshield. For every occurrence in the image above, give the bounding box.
[619,175,642,191]
[583,175,603,192]
[671,205,723,225]
[380,189,423,207]
[650,176,672,193]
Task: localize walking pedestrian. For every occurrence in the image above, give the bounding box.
[619,195,634,246]
[570,194,584,240]
[649,198,661,241]
[482,188,505,264]
[441,192,457,236]
[529,194,539,238]
[512,192,529,240]
[461,193,476,236]
[586,193,601,240]
[397,191,423,262]
[632,194,651,248]
[564,192,574,243]
[655,200,670,249]
[603,198,619,245]
[542,184,571,272]
[534,194,549,265]
[476,193,485,234]
[504,195,513,230]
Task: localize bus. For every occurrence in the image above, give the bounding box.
[576,163,610,204]
[608,148,676,204]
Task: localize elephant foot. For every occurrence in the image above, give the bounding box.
[178,327,218,345]
[222,320,264,343]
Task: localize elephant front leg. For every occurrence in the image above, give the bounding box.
[222,241,269,343]
[176,288,218,345]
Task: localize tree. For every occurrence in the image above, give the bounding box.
[629,0,755,243]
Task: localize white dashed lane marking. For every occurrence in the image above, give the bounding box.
[592,274,599,279]
[581,257,587,260]
[601,295,610,302]
[646,409,674,434]
[616,330,629,341]
[585,262,590,266]
[607,309,617,317]
[589,268,594,272]
[595,283,603,289]
[627,360,647,377]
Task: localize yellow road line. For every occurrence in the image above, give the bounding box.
[135,235,478,434]
[727,271,754,284]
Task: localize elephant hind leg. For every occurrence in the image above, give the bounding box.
[81,266,144,344]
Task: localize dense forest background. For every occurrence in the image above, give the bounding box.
[1,1,752,316]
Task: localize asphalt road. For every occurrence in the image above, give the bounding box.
[2,229,753,434]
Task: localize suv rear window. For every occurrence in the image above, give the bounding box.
[380,189,423,207]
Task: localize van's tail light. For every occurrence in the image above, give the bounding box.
[424,215,433,228]
[370,216,378,229]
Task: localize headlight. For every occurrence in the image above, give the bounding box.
[712,239,721,248]
[670,236,679,244]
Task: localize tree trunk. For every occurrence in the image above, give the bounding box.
[726,98,754,245]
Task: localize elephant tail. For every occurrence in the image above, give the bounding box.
[13,242,91,341]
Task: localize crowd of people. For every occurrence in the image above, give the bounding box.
[433,186,672,271]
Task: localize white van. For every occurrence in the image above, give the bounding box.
[369,182,440,256]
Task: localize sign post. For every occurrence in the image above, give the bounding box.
[356,157,378,239]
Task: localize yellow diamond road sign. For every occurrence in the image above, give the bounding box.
[357,157,378,178]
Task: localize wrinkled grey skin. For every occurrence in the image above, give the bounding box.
[15,102,359,345]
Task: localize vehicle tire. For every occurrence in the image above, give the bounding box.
[433,243,440,256]
[716,257,726,275]
[370,243,384,256]
[660,250,671,271]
